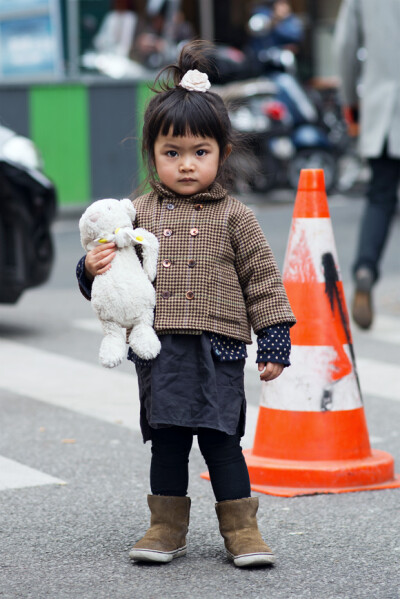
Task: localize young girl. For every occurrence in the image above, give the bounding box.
[77,41,296,568]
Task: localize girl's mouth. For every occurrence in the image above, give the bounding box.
[179,178,196,182]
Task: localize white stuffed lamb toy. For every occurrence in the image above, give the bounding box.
[79,198,161,368]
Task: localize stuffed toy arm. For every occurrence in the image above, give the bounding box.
[131,228,159,282]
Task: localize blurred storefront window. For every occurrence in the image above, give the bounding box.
[0,0,63,78]
[0,0,343,82]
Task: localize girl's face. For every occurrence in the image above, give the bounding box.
[153,129,221,196]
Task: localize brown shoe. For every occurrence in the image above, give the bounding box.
[215,497,275,567]
[352,268,374,329]
[129,495,190,563]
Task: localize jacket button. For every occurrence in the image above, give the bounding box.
[186,290,194,300]
[167,203,174,210]
[161,291,171,299]
[194,204,203,211]
[190,228,199,236]
[188,259,196,268]
[162,259,171,268]
[163,228,172,237]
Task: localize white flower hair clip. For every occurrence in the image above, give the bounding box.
[179,69,211,93]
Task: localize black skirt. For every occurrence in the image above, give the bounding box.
[135,334,246,443]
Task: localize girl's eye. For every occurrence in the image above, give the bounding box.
[196,149,207,156]
[167,150,178,157]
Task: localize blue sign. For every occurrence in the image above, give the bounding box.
[0,14,58,76]
[0,0,50,16]
[0,0,62,78]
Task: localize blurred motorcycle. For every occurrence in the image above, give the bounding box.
[0,125,57,303]
[217,45,340,193]
[210,5,341,193]
[265,50,339,193]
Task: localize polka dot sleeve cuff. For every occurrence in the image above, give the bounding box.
[256,324,291,366]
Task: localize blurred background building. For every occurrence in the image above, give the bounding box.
[0,0,345,208]
[20,0,340,79]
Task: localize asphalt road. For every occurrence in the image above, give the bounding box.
[0,189,399,599]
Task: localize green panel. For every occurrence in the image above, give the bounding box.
[135,81,155,188]
[29,85,90,205]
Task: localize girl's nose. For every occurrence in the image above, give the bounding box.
[179,159,194,172]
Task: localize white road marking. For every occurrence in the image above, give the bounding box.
[356,314,400,346]
[356,358,400,403]
[242,404,257,449]
[0,456,65,491]
[2,309,398,491]
[71,317,400,403]
[246,333,258,369]
[72,318,102,333]
[1,319,399,466]
[52,218,82,234]
[0,336,258,450]
[0,339,141,429]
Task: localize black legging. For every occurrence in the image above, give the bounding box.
[150,426,251,502]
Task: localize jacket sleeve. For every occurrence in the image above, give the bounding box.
[231,207,296,332]
[333,0,363,107]
[76,255,92,300]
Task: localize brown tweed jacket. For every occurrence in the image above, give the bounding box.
[133,182,296,344]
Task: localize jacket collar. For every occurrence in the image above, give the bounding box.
[152,181,228,203]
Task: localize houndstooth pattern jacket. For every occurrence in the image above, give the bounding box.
[133,182,296,344]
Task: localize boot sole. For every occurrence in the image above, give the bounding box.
[228,550,276,567]
[129,545,187,563]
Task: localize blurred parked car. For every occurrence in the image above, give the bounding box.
[0,125,57,303]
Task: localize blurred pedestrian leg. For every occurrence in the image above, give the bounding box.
[354,149,400,281]
[352,149,400,328]
[334,0,400,329]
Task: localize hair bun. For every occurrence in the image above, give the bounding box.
[153,40,216,91]
[178,40,213,78]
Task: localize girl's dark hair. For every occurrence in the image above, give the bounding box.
[141,40,243,191]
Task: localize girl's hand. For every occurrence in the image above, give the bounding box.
[258,362,284,382]
[85,242,116,279]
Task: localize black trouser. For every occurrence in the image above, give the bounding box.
[150,426,251,502]
[353,147,400,282]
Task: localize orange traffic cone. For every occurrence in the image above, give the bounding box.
[243,169,400,497]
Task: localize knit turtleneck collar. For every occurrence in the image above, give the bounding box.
[152,181,228,202]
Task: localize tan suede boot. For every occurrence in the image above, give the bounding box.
[129,495,191,563]
[215,497,275,567]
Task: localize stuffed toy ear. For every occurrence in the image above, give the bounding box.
[120,198,136,222]
[79,211,98,251]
